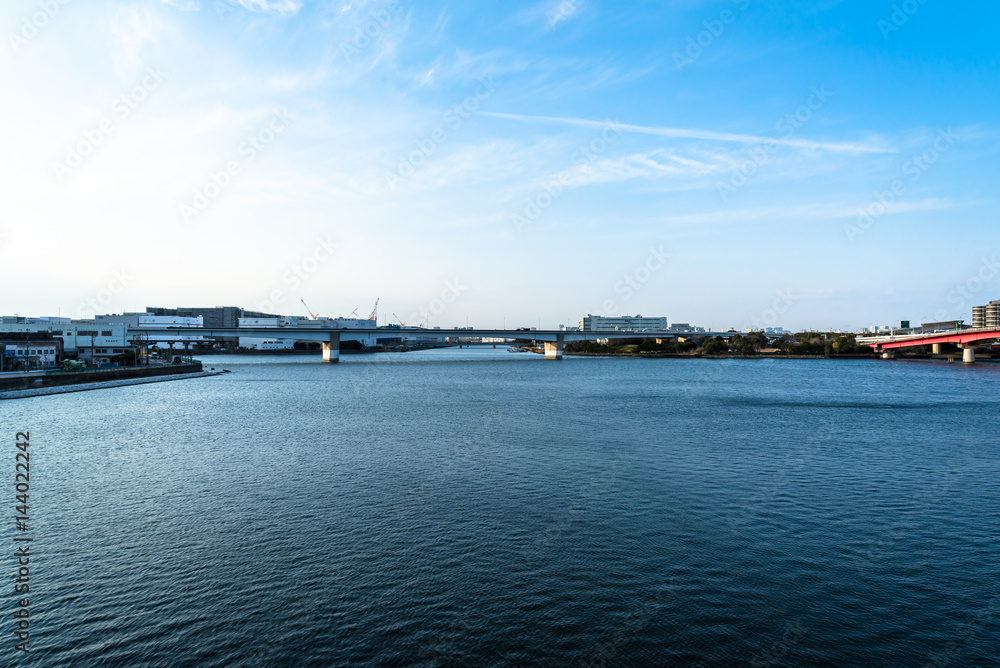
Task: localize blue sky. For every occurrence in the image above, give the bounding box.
[2,0,999,330]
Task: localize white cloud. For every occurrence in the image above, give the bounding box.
[157,0,200,11]
[225,0,303,15]
[483,112,894,154]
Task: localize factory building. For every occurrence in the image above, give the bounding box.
[0,316,129,364]
[96,313,205,350]
[579,315,669,332]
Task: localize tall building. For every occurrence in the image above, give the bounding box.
[972,300,1000,329]
[579,315,668,332]
[973,305,986,329]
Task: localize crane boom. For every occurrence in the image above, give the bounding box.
[300,299,319,319]
[368,298,379,322]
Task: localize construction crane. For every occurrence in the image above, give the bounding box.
[300,299,319,320]
[368,298,379,323]
[393,313,406,327]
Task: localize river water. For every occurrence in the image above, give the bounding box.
[4,348,999,666]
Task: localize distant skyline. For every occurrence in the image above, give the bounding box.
[3,0,999,331]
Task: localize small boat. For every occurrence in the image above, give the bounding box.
[507,346,528,353]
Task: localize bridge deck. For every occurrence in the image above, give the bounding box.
[857,327,1000,350]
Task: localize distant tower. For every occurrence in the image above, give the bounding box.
[973,305,986,329]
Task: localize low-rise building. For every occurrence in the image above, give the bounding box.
[0,333,63,371]
[97,313,204,350]
[0,316,130,364]
[579,314,668,332]
[667,323,706,333]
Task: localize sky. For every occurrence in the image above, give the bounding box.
[2,0,999,331]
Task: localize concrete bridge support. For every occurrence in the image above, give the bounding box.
[544,336,565,360]
[932,343,941,355]
[963,346,976,364]
[322,332,341,363]
[882,351,894,360]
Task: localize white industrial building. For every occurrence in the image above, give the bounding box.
[238,315,383,349]
[96,313,205,350]
[666,323,706,333]
[579,315,669,332]
[0,341,61,370]
[0,316,130,364]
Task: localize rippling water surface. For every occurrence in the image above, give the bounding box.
[5,349,1000,666]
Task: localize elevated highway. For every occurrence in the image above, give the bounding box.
[857,327,1000,363]
[129,326,737,362]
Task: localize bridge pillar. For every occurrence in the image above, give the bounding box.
[322,332,341,363]
[963,346,976,364]
[882,351,894,360]
[932,343,941,355]
[544,336,564,360]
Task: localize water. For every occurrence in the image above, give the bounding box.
[4,348,1000,666]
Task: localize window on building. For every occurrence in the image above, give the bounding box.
[101,331,113,337]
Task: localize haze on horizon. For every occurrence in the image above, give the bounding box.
[2,0,999,332]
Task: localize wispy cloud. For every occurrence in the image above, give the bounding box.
[227,0,302,14]
[657,197,966,228]
[483,112,893,154]
[157,0,301,13]
[157,0,200,10]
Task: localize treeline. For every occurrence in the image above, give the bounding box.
[566,332,875,357]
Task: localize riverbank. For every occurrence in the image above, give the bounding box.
[561,351,879,359]
[0,363,205,393]
[0,369,225,401]
[559,351,998,361]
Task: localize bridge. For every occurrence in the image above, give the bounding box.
[129,326,737,362]
[856,327,1000,363]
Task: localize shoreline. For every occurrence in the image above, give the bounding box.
[0,370,226,401]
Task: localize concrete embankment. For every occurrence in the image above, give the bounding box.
[0,363,205,393]
[0,368,224,400]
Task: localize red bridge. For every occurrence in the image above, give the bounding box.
[856,328,1000,363]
